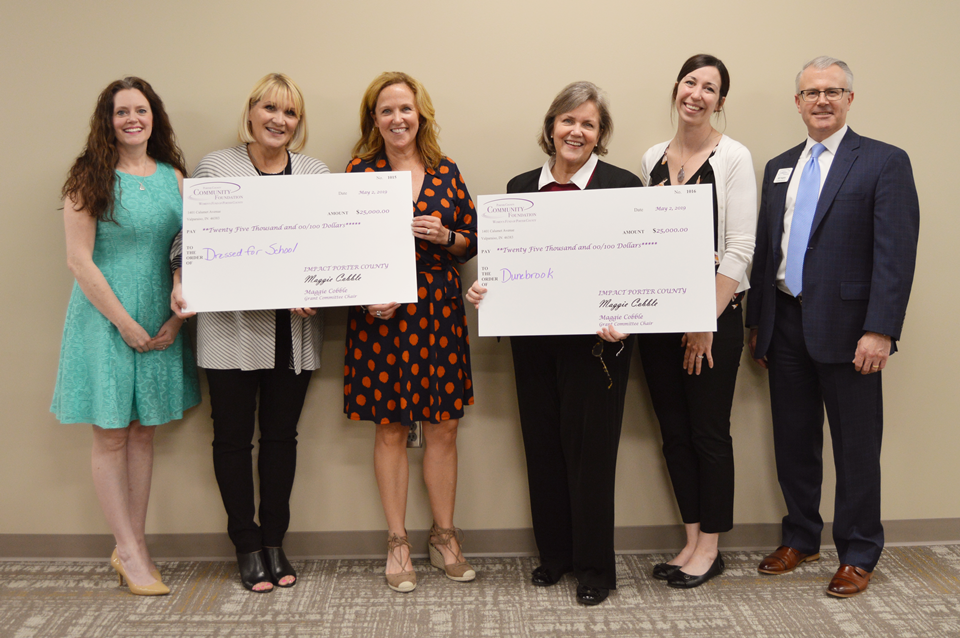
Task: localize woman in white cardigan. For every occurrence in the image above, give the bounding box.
[636,54,756,589]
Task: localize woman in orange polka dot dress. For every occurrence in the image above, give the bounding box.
[343,72,477,593]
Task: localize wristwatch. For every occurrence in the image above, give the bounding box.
[445,230,456,247]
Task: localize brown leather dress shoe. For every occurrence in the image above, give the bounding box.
[757,546,820,574]
[827,564,872,598]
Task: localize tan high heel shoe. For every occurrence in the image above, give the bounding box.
[428,524,476,582]
[111,550,170,596]
[113,547,161,582]
[385,534,417,593]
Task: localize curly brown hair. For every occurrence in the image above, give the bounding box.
[62,77,187,223]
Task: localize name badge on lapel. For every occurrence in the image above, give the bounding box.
[774,168,793,183]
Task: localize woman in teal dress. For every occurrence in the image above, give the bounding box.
[52,77,200,596]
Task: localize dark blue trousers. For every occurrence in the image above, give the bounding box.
[767,290,884,571]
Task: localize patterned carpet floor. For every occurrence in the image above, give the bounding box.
[1,546,959,637]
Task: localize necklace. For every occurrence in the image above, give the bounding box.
[120,158,149,190]
[254,153,292,176]
[675,130,716,185]
[249,147,291,176]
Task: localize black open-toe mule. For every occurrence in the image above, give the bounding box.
[237,550,274,593]
[263,547,297,588]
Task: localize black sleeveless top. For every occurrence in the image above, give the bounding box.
[648,149,720,254]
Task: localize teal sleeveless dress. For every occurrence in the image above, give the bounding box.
[51,162,201,428]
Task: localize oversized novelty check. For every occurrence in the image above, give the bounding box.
[181,172,416,312]
[476,185,716,336]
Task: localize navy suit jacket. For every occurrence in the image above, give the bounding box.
[746,128,919,364]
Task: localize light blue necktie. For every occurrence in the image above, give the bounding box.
[785,143,826,296]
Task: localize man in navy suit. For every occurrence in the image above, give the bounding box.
[746,56,919,597]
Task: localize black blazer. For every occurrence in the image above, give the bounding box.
[507,159,643,194]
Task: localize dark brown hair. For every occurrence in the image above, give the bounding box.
[62,77,186,222]
[672,54,731,105]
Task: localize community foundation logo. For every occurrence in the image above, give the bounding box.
[188,182,243,202]
[482,198,535,219]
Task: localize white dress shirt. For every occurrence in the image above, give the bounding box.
[538,152,599,190]
[776,125,848,293]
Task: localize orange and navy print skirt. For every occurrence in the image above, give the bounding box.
[343,271,474,427]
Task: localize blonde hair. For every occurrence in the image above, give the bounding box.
[351,72,442,169]
[237,73,308,153]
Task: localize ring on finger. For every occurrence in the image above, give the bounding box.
[376,310,382,318]
[697,354,705,360]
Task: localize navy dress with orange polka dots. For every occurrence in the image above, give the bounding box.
[343,155,477,426]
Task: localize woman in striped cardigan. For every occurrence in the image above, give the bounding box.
[171,73,328,594]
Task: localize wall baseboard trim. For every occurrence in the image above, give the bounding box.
[2,518,957,560]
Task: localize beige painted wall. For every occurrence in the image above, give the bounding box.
[2,0,957,538]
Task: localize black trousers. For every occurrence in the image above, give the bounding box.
[205,366,312,553]
[510,334,632,590]
[636,300,743,534]
[767,290,883,571]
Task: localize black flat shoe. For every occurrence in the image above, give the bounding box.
[237,550,274,593]
[576,584,609,605]
[667,553,724,589]
[652,562,681,580]
[531,566,559,587]
[531,565,571,587]
[263,547,297,587]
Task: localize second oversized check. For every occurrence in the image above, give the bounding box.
[476,185,717,336]
[181,172,416,312]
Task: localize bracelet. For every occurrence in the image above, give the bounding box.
[445,230,456,247]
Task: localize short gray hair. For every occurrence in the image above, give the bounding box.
[539,81,613,157]
[795,56,854,93]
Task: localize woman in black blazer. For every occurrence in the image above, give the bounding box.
[467,81,640,606]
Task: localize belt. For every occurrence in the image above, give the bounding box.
[419,262,462,302]
[777,288,802,304]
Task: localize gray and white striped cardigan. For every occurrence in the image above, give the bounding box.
[171,145,329,373]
